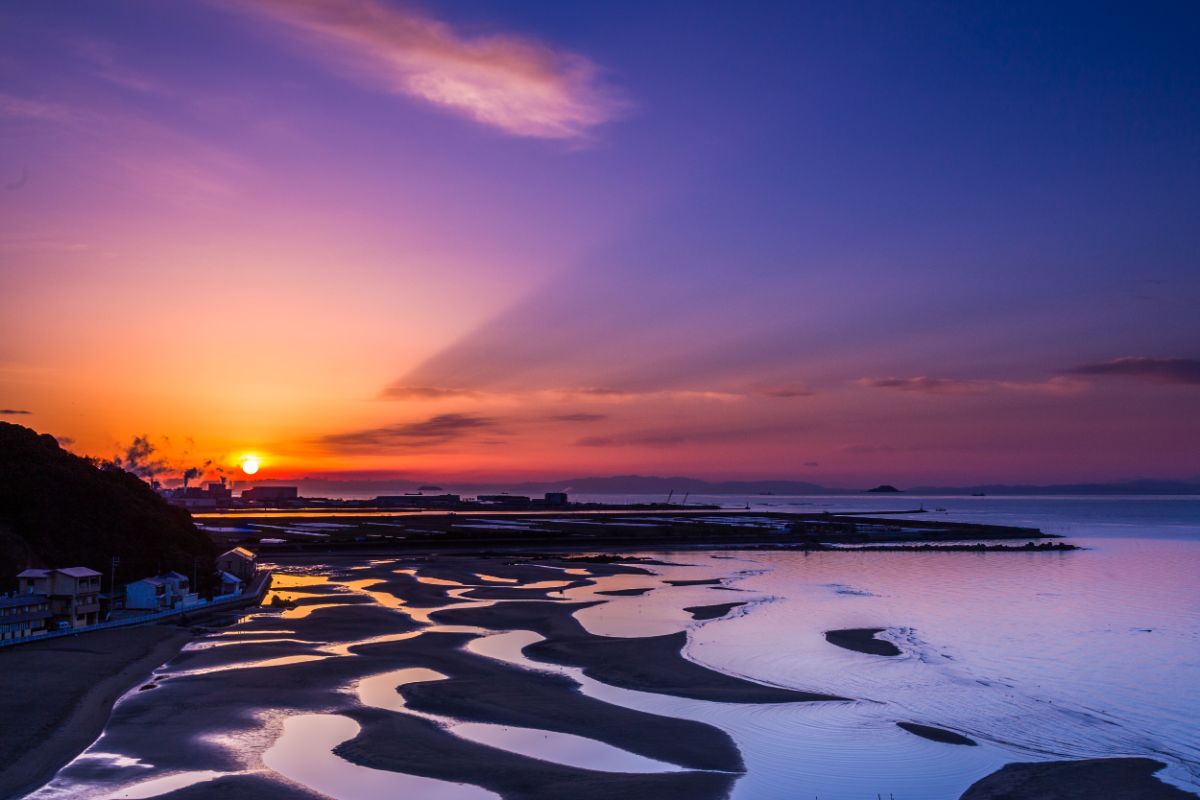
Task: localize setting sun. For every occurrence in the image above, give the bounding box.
[240,456,260,475]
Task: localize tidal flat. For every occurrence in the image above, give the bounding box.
[12,540,1200,800]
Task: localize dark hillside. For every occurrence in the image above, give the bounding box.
[0,423,215,590]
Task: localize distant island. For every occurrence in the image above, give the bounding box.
[866,484,901,493]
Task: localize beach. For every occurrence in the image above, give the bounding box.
[8,535,1200,799]
[0,625,196,800]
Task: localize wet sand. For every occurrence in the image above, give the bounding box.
[595,587,653,596]
[335,706,738,800]
[435,599,848,703]
[960,757,1196,799]
[0,625,195,799]
[897,721,978,746]
[664,578,724,586]
[824,627,902,656]
[684,601,747,620]
[354,630,746,771]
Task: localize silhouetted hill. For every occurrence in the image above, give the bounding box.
[0,423,215,590]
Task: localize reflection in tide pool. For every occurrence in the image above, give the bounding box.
[353,667,684,773]
[102,770,225,799]
[263,714,496,800]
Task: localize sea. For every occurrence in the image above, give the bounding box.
[27,495,1200,799]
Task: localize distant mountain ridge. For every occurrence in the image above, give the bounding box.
[502,475,829,495]
[268,474,1200,497]
[905,479,1200,496]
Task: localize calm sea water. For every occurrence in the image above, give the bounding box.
[573,493,1200,540]
[27,497,1200,800]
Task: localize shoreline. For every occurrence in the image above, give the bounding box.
[0,624,197,800]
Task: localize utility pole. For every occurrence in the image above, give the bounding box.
[107,556,119,621]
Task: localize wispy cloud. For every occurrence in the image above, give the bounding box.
[575,430,691,448]
[556,387,743,403]
[576,423,786,449]
[381,384,482,400]
[551,412,607,423]
[0,408,33,415]
[859,376,1084,396]
[0,91,245,205]
[0,93,75,122]
[320,413,498,449]
[751,382,815,398]
[1064,357,1200,386]
[224,0,625,140]
[66,36,173,96]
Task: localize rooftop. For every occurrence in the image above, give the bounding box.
[0,593,49,609]
[58,566,103,578]
[220,547,256,560]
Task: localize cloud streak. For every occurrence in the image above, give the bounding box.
[1064,357,1200,386]
[226,0,624,140]
[320,413,498,449]
[382,384,482,400]
[859,376,1084,396]
[550,412,608,423]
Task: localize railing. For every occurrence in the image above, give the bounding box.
[0,571,272,650]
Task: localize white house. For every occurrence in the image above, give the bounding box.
[157,571,198,607]
[125,577,168,611]
[215,571,244,598]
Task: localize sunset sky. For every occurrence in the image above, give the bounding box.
[2,1,1198,487]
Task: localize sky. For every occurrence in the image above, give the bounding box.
[2,0,1199,488]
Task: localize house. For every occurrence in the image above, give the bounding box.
[126,570,199,612]
[0,592,52,641]
[157,571,198,607]
[215,571,244,598]
[17,567,102,629]
[216,547,256,582]
[125,577,168,611]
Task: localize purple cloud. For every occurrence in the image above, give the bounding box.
[1065,357,1200,385]
[321,413,498,448]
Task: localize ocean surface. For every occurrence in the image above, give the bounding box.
[26,497,1200,800]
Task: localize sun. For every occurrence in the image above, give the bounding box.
[240,456,260,475]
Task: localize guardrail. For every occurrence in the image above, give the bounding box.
[0,571,273,650]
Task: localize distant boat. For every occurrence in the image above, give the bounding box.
[971,492,986,497]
